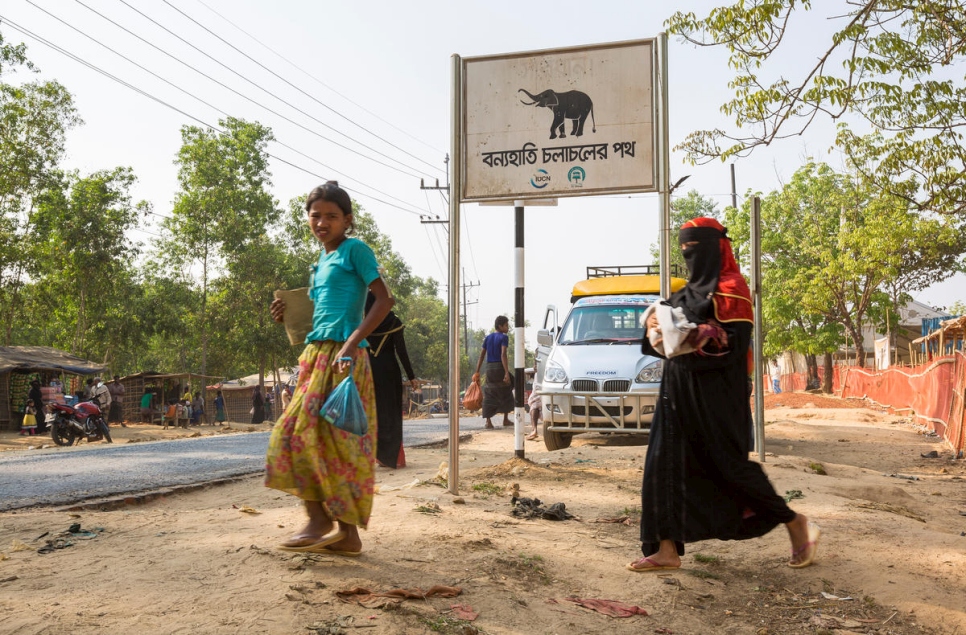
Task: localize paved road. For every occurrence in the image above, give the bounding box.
[0,415,510,511]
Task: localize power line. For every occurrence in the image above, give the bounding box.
[18,4,424,215]
[192,0,445,158]
[0,17,426,216]
[164,0,444,176]
[57,0,430,180]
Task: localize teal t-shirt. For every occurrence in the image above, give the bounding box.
[305,237,381,346]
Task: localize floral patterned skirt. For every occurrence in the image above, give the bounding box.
[264,341,377,528]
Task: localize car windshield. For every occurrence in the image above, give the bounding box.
[557,304,648,345]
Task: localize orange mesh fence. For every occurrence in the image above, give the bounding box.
[785,354,965,454]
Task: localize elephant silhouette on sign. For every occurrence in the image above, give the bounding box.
[518,89,596,140]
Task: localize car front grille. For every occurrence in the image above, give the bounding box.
[572,405,634,417]
[603,380,630,392]
[571,379,598,391]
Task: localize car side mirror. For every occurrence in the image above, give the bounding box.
[537,329,553,346]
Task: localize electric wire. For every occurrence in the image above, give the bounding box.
[192,0,445,157]
[165,0,443,176]
[0,17,426,217]
[17,5,424,215]
[109,0,436,180]
[55,0,429,181]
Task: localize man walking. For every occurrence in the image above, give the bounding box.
[108,375,127,427]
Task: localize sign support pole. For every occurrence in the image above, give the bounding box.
[448,54,463,494]
[514,201,526,458]
[657,32,671,298]
[751,195,766,462]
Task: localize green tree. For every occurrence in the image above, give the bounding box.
[666,2,966,215]
[162,117,279,375]
[29,168,146,361]
[0,33,80,344]
[728,162,963,373]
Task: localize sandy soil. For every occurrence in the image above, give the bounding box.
[1,396,964,635]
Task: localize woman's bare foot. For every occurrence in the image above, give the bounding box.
[625,554,681,572]
[325,523,363,554]
[280,501,337,547]
[484,420,494,429]
[626,539,681,571]
[786,513,820,568]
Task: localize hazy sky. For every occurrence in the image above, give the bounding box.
[2,0,962,349]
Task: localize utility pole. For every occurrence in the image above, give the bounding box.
[461,267,479,355]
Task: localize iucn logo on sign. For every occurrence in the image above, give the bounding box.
[530,169,550,189]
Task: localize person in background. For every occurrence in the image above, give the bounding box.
[192,391,205,425]
[526,385,542,441]
[140,389,154,423]
[28,380,46,434]
[474,315,514,429]
[108,375,126,427]
[265,180,392,557]
[251,387,265,424]
[364,291,418,469]
[214,390,227,424]
[90,377,113,420]
[770,360,782,394]
[21,398,38,436]
[280,386,292,412]
[630,217,818,573]
[83,378,94,401]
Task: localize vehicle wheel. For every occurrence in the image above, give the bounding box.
[50,423,77,447]
[543,419,573,451]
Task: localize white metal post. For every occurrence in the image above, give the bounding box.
[448,54,462,494]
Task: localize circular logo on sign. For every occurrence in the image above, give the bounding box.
[530,169,550,189]
[568,166,586,187]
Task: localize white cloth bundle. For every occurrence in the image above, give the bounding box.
[641,301,698,358]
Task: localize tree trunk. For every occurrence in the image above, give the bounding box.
[804,353,818,390]
[822,352,834,393]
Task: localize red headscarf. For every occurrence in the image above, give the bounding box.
[676,217,753,324]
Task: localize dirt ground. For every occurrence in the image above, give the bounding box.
[1,395,964,635]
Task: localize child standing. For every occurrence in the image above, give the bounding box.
[21,399,38,436]
[266,181,393,557]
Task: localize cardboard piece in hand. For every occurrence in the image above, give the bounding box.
[274,288,313,346]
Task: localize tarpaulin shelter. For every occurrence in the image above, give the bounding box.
[0,346,106,431]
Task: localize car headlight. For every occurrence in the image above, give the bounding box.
[544,360,567,384]
[636,359,663,383]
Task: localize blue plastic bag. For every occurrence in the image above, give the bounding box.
[319,358,368,435]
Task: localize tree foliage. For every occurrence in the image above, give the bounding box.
[0,31,80,344]
[727,162,965,369]
[161,117,280,374]
[667,1,966,215]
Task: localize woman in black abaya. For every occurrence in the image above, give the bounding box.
[365,293,417,469]
[628,217,819,572]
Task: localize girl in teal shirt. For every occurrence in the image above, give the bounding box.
[266,181,393,557]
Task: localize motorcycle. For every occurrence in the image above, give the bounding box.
[47,401,113,446]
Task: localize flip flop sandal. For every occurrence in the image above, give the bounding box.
[625,556,679,572]
[788,522,821,568]
[322,546,362,557]
[277,528,346,553]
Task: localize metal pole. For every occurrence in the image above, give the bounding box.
[514,201,525,458]
[731,163,739,261]
[750,196,765,462]
[447,54,462,494]
[656,33,671,298]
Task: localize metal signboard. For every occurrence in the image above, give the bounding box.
[461,39,656,202]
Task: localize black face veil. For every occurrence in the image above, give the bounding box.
[671,226,723,323]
